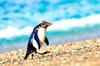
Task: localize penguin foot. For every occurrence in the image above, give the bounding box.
[37,51,51,55]
[31,54,34,59]
[43,51,51,54]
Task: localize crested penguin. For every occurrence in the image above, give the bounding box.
[24,21,52,59]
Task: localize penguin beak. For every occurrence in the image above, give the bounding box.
[47,22,52,26]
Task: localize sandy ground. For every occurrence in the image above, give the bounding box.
[0,39,100,66]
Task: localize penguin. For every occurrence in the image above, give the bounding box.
[24,21,52,59]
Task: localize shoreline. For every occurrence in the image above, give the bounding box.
[0,39,100,66]
[1,30,100,52]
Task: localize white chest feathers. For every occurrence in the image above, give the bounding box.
[37,27,46,46]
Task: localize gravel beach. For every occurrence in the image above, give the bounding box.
[0,39,100,66]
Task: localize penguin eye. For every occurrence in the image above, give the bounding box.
[39,22,47,28]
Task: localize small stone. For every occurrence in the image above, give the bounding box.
[11,51,17,55]
[14,62,20,65]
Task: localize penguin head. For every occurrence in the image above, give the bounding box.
[39,21,52,28]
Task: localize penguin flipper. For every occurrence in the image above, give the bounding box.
[34,33,41,49]
[45,37,49,46]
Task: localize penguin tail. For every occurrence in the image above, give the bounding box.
[24,54,28,60]
[24,50,32,60]
[24,44,37,60]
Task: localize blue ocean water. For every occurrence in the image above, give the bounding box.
[0,0,100,52]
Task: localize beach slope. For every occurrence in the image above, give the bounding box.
[0,39,100,66]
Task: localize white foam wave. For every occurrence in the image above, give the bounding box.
[0,26,33,38]
[0,14,100,38]
[48,14,100,31]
